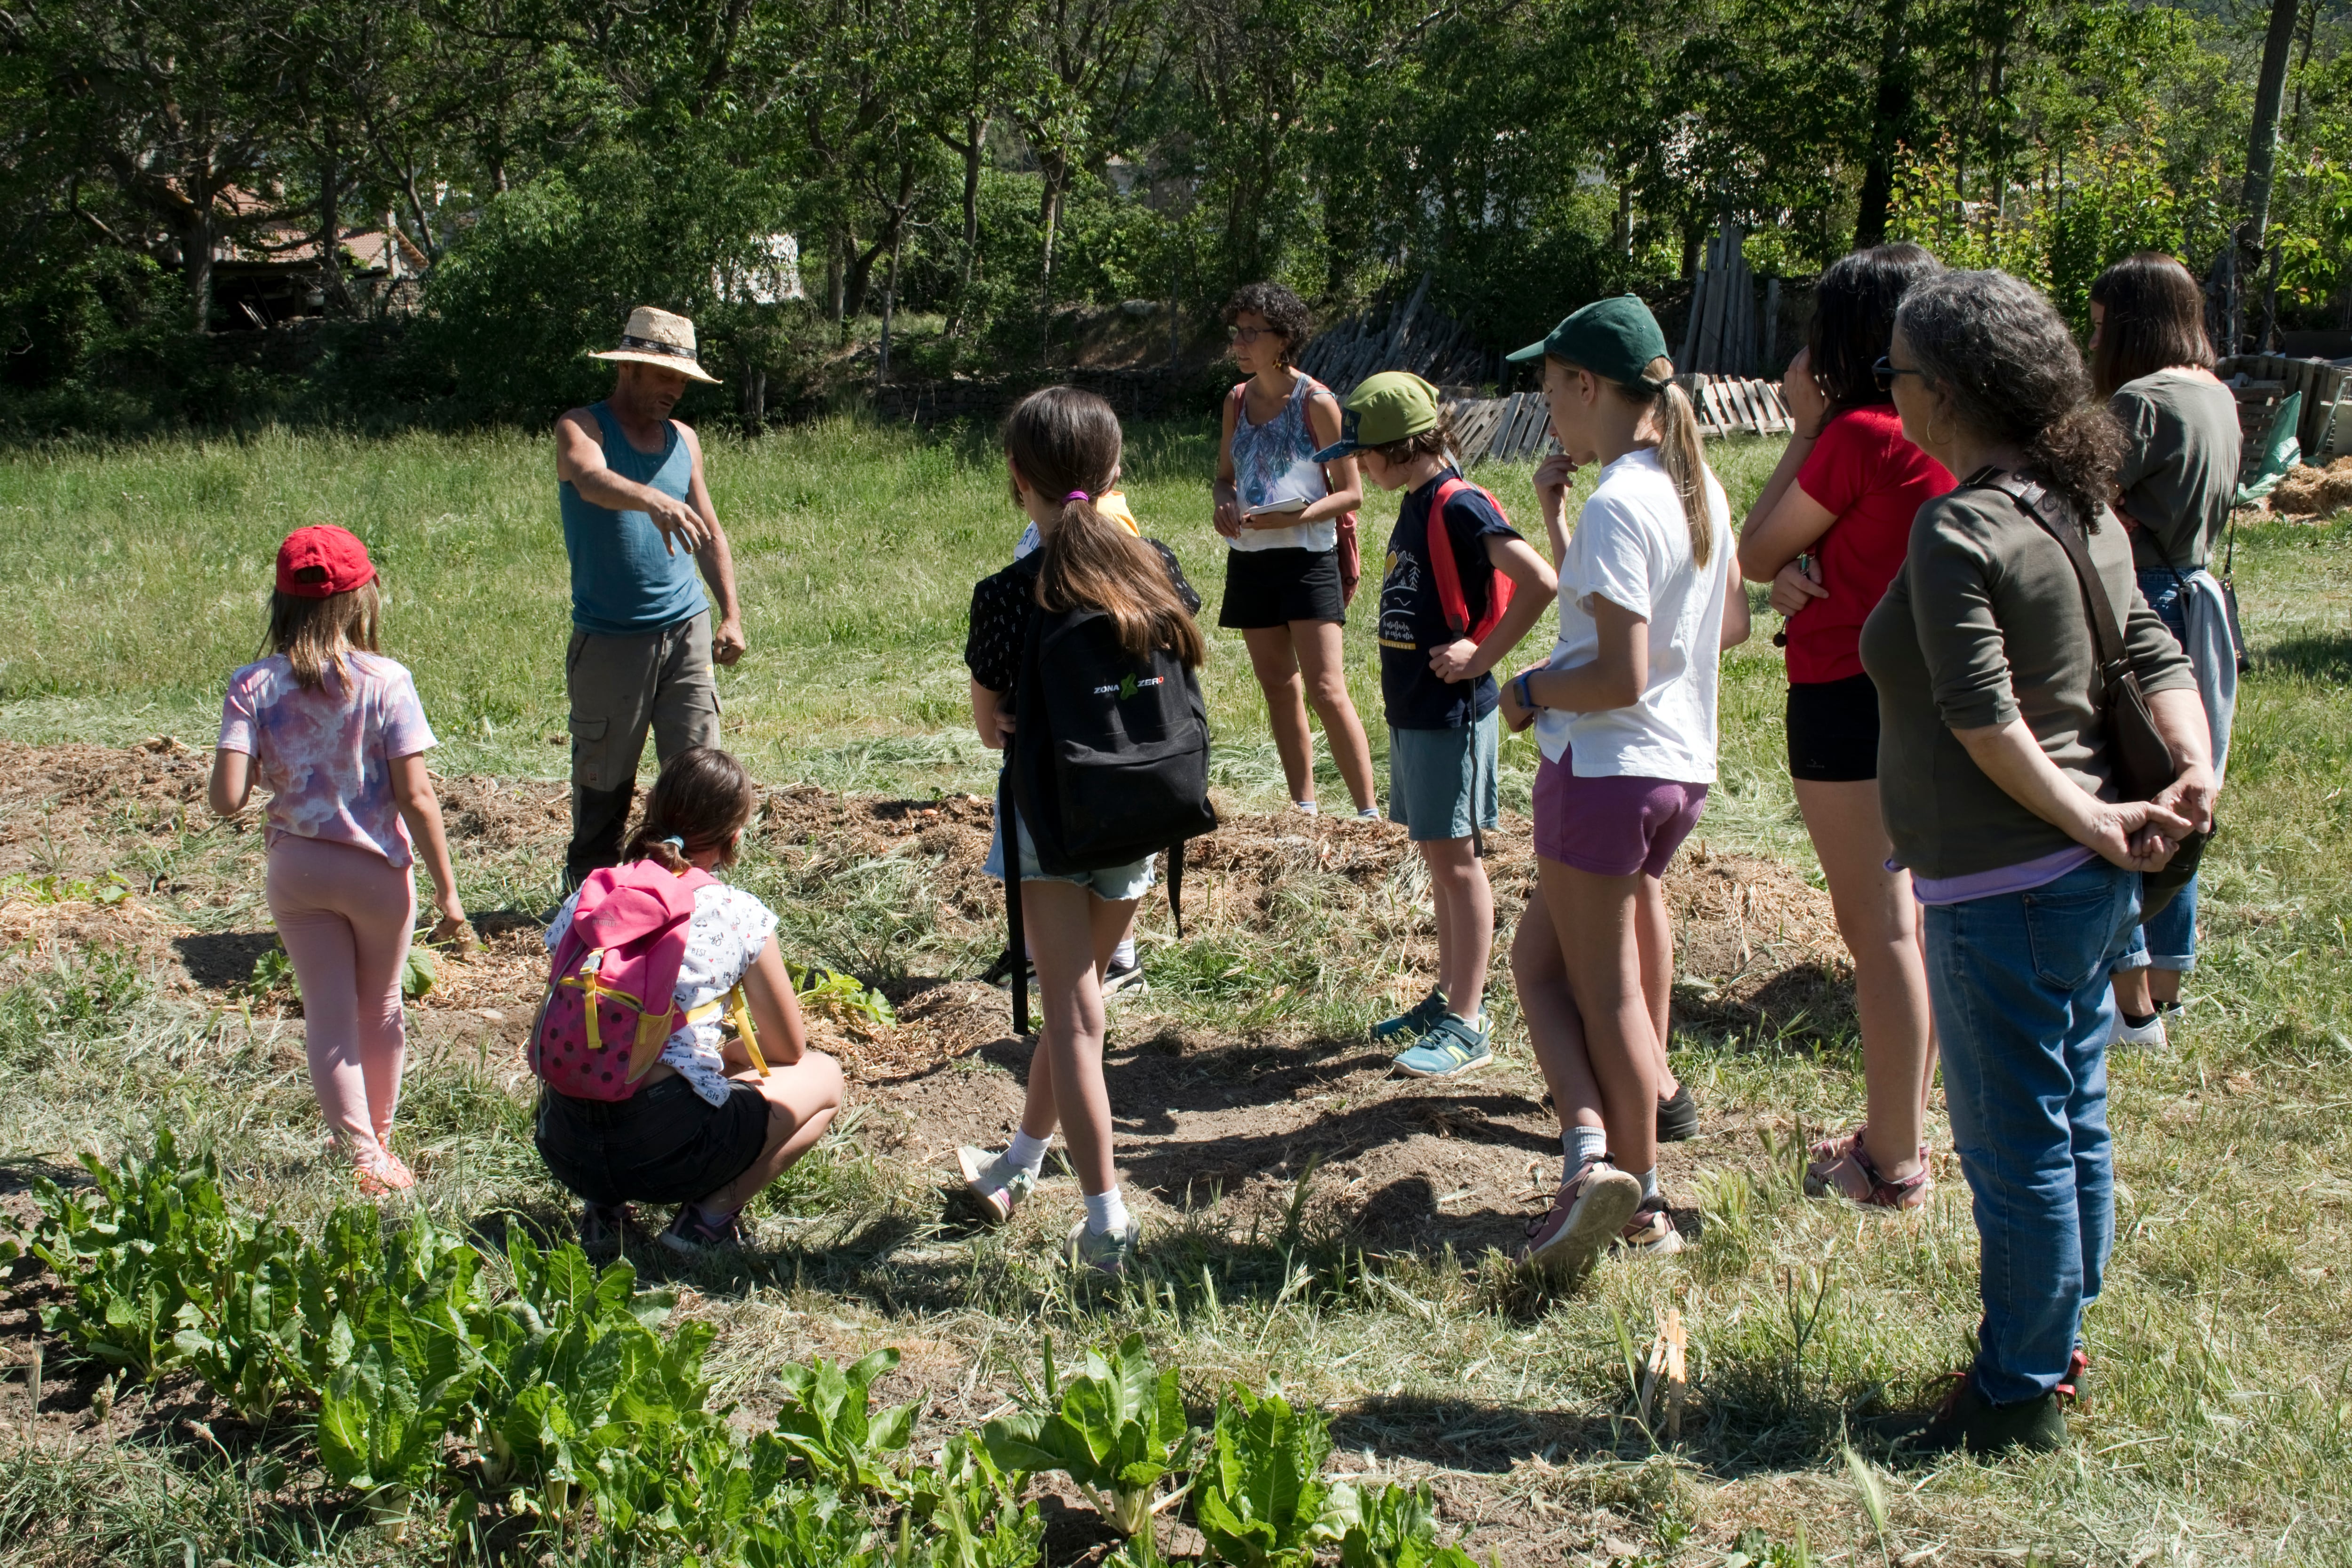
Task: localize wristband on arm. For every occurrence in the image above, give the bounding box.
[1514,672,1538,712]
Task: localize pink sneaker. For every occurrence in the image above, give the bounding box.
[1520,1159,1642,1282]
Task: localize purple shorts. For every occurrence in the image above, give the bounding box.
[1532,752,1709,878]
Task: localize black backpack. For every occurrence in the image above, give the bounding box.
[1000,596,1216,1033]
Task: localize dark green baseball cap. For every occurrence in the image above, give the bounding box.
[1311,370,1443,462]
[1505,294,1671,382]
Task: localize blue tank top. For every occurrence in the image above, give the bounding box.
[558,404,707,635]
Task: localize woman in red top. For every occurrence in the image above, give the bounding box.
[1738,243,1951,1210]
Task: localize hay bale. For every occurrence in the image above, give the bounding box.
[2274,456,2352,517]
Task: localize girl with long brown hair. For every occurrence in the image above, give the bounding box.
[207,526,469,1195]
[2088,252,2241,1049]
[954,387,1206,1277]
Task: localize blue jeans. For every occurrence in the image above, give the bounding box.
[2114,569,2196,973]
[1923,860,2143,1404]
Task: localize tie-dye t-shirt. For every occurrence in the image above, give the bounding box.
[216,653,437,868]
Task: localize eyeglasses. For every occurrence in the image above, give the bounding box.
[1228,326,1273,344]
[1872,356,1926,393]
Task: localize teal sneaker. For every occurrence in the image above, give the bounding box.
[951,1146,1038,1228]
[1391,1013,1494,1077]
[1067,1216,1141,1277]
[1372,986,1448,1044]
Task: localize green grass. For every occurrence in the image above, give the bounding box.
[1,419,2351,1566]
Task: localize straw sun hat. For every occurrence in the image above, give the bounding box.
[589,305,722,384]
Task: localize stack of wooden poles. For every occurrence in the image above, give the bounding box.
[1293,275,1490,398]
[1678,218,1778,377]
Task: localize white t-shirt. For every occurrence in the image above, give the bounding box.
[546,881,778,1106]
[1535,447,1735,783]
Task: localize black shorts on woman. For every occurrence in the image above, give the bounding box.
[535,1075,770,1207]
[1217,546,1346,629]
[1786,672,1883,782]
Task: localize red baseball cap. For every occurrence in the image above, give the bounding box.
[275,525,376,598]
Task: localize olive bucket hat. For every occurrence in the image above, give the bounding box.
[1311,370,1444,462]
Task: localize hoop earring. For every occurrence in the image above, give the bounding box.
[1925,410,1947,448]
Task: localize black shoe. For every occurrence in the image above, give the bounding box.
[981,946,1024,987]
[1879,1373,2068,1459]
[1101,955,1149,997]
[1656,1082,1700,1142]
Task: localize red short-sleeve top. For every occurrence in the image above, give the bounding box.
[1786,405,1955,685]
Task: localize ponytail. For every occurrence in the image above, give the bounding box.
[1006,387,1208,668]
[620,746,757,871]
[1641,361,1716,570]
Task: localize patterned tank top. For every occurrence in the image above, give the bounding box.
[1227,374,1338,554]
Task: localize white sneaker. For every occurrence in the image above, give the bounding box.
[2109,1011,2168,1050]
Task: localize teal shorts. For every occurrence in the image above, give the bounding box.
[1387,713,1500,843]
[984,812,1158,902]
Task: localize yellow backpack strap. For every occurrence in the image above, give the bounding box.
[580,950,607,1054]
[728,981,769,1077]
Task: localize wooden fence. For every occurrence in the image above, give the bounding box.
[1446,376,1795,467]
[2217,353,2352,468]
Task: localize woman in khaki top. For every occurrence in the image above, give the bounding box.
[1859,269,2215,1458]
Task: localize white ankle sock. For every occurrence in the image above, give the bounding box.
[1294,799,1319,815]
[1112,935,1136,968]
[1005,1130,1051,1177]
[1637,1166,1660,1201]
[1084,1186,1130,1236]
[1564,1125,1608,1184]
[1357,805,1381,820]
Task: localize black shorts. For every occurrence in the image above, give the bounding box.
[1216,547,1345,629]
[534,1074,769,1207]
[1787,673,1882,782]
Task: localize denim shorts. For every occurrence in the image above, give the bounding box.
[1387,713,1500,843]
[534,1074,769,1208]
[983,810,1158,902]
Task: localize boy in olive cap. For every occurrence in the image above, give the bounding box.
[1314,372,1557,1074]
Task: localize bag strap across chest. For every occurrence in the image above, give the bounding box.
[1428,475,1511,641]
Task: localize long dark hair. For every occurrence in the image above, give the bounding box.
[1809,242,1943,412]
[1003,387,1207,667]
[621,747,758,871]
[262,581,382,691]
[2088,252,2214,398]
[1896,270,2125,525]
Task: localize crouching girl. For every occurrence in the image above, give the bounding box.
[532,746,844,1255]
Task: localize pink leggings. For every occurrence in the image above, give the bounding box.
[266,836,416,1163]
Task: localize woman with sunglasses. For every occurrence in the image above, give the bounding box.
[1860,269,2212,1456]
[1213,282,1380,819]
[1737,244,1949,1209]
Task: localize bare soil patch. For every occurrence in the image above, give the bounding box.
[0,742,1850,1251]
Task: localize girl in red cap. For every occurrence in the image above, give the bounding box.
[207,525,469,1194]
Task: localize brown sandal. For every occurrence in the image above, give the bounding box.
[1804,1125,1929,1210]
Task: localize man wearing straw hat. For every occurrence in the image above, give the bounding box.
[554,305,747,890]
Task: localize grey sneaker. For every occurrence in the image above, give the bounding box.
[1391,1013,1494,1077]
[1372,986,1448,1044]
[953,1145,1037,1227]
[1067,1216,1141,1277]
[1519,1159,1642,1283]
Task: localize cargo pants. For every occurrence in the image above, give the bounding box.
[564,609,722,887]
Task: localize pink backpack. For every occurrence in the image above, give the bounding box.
[529,861,767,1101]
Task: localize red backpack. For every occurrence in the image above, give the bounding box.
[1428,475,1514,642]
[529,861,767,1101]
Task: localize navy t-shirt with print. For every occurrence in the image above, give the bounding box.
[1377,469,1519,729]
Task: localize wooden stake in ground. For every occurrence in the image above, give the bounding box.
[1637,1307,1689,1439]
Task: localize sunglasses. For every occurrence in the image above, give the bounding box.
[1872,356,1926,393]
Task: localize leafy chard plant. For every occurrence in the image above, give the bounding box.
[759,1346,920,1500]
[1194,1384,1336,1567]
[28,1126,237,1378]
[906,1433,1043,1568]
[983,1332,1197,1540]
[1324,1477,1480,1568]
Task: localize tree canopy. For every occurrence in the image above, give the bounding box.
[3,0,2345,428]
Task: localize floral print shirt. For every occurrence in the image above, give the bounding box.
[216,653,437,868]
